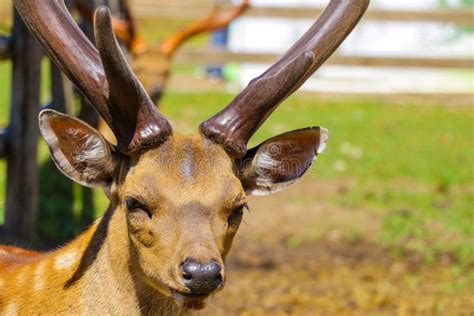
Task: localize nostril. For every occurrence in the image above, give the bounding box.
[215,273,223,288]
[181,259,200,284]
[182,271,192,282]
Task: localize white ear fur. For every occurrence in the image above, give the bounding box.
[39,110,118,188]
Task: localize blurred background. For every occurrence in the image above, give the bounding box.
[0,0,473,314]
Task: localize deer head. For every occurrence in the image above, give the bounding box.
[14,0,368,311]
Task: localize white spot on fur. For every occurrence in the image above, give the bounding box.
[4,302,17,316]
[0,249,7,255]
[55,249,78,270]
[34,262,46,292]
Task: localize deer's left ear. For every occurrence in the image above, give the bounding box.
[236,127,328,196]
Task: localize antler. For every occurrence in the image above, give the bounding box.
[14,1,172,154]
[159,0,250,57]
[200,0,369,157]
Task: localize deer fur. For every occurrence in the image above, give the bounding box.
[0,135,241,315]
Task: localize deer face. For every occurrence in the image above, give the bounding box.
[118,135,244,305]
[39,111,327,309]
[131,50,170,103]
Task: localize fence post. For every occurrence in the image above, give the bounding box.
[4,9,42,244]
[0,35,12,60]
[49,64,74,114]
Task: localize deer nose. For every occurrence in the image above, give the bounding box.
[181,258,222,294]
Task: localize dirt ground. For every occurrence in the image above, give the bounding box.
[202,177,474,316]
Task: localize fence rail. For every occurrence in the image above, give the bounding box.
[135,2,473,79]
[133,3,474,26]
[176,49,474,69]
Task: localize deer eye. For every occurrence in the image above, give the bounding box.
[125,197,152,218]
[228,204,247,225]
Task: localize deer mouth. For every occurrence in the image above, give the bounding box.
[171,289,209,310]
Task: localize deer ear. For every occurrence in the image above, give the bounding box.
[237,127,328,196]
[39,110,119,188]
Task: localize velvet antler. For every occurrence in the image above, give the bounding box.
[200,0,369,157]
[14,1,172,154]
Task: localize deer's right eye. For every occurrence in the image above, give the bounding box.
[227,204,247,226]
[125,197,152,218]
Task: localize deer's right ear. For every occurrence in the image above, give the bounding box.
[39,110,119,188]
[236,127,328,196]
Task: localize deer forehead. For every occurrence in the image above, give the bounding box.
[122,134,243,206]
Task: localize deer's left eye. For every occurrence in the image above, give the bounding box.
[228,204,247,225]
[125,197,152,218]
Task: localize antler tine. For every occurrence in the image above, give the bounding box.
[14,0,172,154]
[200,0,369,158]
[159,0,250,57]
[94,7,172,152]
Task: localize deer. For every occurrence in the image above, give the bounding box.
[0,0,368,314]
[75,0,250,104]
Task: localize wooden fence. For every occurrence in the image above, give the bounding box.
[134,3,474,26]
[133,2,474,92]
[175,50,474,70]
[0,10,41,243]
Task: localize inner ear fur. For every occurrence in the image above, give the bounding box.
[236,127,328,196]
[39,109,119,188]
